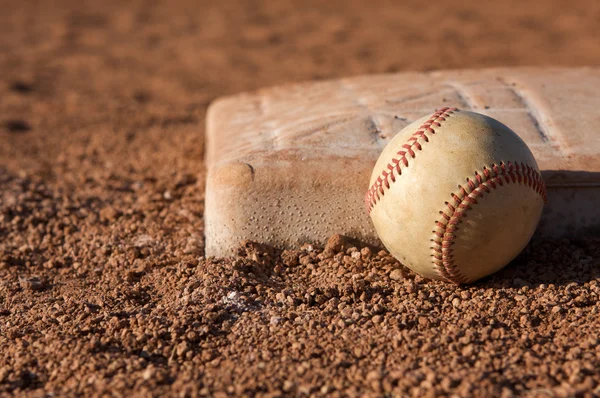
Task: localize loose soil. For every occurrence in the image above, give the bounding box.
[1,0,599,396]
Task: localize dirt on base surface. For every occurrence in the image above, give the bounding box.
[1,0,600,396]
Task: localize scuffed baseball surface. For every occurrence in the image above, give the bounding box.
[368,109,546,283]
[206,68,600,256]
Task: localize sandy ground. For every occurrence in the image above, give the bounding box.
[1,0,600,396]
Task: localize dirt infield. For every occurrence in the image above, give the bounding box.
[1,0,599,396]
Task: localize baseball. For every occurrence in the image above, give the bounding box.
[365,108,547,283]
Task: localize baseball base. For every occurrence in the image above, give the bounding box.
[366,108,547,283]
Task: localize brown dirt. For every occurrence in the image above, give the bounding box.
[1,0,600,396]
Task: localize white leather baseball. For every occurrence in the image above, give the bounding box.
[366,108,547,283]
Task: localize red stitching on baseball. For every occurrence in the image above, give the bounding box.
[365,107,458,213]
[430,162,547,284]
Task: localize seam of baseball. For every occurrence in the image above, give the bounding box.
[430,162,548,284]
[365,107,459,213]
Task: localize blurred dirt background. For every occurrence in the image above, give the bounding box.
[1,0,600,396]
